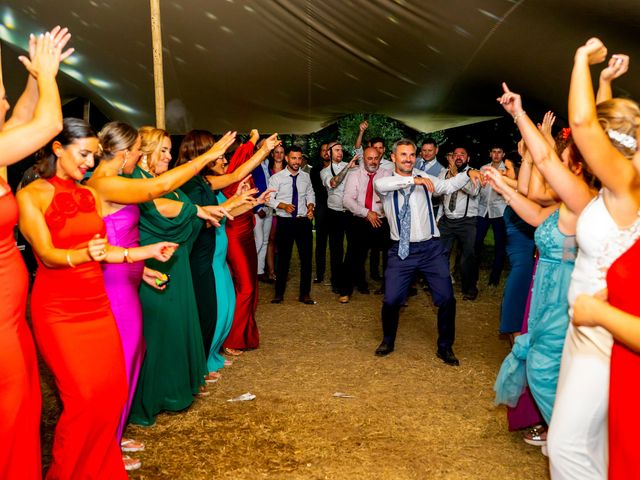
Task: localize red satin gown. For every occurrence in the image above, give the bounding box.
[608,237,640,479]
[222,141,260,349]
[30,176,128,479]
[0,178,41,480]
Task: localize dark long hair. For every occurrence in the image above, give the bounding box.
[175,129,215,168]
[34,118,97,179]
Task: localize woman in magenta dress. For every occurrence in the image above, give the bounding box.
[0,28,71,480]
[17,118,176,478]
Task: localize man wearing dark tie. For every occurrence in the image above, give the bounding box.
[373,139,482,365]
[267,146,316,305]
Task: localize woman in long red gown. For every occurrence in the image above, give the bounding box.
[0,28,72,480]
[222,130,262,352]
[17,118,175,479]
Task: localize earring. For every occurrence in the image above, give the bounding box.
[118,151,129,175]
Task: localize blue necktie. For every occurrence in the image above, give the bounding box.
[398,186,414,259]
[291,174,298,218]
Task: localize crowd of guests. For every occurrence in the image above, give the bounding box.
[1,25,638,480]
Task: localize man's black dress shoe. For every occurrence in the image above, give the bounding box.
[436,348,460,366]
[299,295,316,305]
[462,289,478,301]
[375,341,394,357]
[271,297,283,304]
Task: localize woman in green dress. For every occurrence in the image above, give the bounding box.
[128,127,229,425]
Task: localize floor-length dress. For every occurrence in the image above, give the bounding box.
[128,167,207,426]
[607,237,640,479]
[495,209,577,424]
[31,175,127,479]
[499,206,535,334]
[102,204,145,439]
[208,191,236,372]
[0,179,41,480]
[181,176,218,362]
[222,141,260,349]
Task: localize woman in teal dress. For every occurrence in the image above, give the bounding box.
[485,143,596,423]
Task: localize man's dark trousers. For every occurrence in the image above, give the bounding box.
[275,217,313,298]
[439,216,477,296]
[381,239,456,351]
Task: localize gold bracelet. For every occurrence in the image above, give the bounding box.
[123,248,133,263]
[513,111,527,123]
[66,249,76,268]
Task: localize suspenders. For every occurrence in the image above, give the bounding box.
[393,184,435,236]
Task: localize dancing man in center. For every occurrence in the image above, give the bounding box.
[374,139,482,365]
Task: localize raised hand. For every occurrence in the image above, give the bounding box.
[347,153,360,169]
[207,131,236,159]
[359,120,369,133]
[260,133,280,152]
[576,37,607,65]
[257,187,276,204]
[496,82,524,118]
[600,54,629,82]
[249,129,260,144]
[235,175,252,196]
[468,169,484,187]
[148,241,178,262]
[19,31,64,78]
[537,111,556,145]
[482,166,508,194]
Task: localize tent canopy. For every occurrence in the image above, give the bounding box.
[1,0,639,134]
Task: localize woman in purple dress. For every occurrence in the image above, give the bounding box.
[86,122,235,469]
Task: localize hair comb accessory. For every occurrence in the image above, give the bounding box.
[560,128,571,141]
[607,129,638,151]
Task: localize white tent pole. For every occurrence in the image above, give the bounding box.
[150,0,165,129]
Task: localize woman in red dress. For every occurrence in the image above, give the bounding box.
[17,118,176,479]
[0,28,71,480]
[222,130,262,353]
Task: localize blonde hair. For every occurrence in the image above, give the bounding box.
[597,98,640,159]
[139,126,170,170]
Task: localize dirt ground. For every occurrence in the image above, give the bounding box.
[40,267,549,479]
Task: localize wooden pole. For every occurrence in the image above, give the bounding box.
[150,0,166,129]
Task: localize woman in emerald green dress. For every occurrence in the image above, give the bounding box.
[128,127,229,425]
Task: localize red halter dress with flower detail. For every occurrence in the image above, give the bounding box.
[30,175,128,479]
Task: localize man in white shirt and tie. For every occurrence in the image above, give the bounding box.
[434,146,481,300]
[373,139,482,365]
[267,146,316,305]
[476,145,510,287]
[320,141,357,294]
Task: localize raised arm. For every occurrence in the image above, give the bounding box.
[596,54,629,104]
[17,185,176,267]
[90,131,236,203]
[355,120,367,150]
[329,154,358,188]
[569,38,635,195]
[498,82,593,215]
[207,133,279,191]
[0,33,65,167]
[484,166,559,227]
